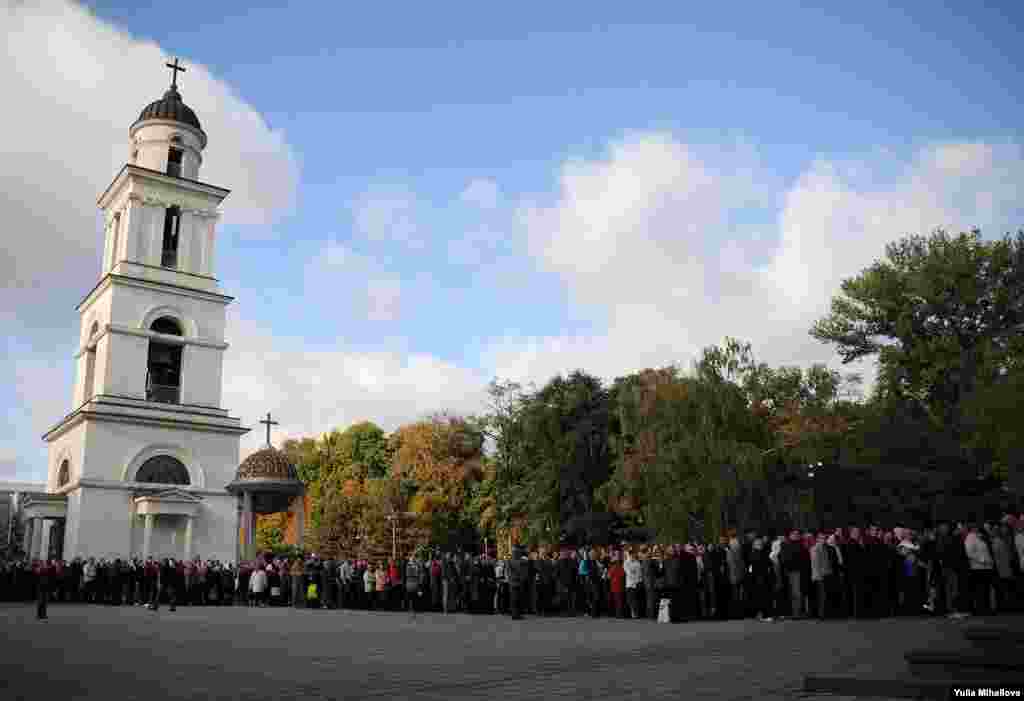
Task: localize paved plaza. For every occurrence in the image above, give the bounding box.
[0,603,973,700]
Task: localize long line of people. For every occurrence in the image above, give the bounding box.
[6,516,1024,623]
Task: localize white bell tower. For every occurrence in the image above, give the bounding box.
[42,59,249,563]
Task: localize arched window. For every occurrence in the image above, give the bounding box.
[150,317,182,336]
[146,317,182,404]
[161,205,181,268]
[167,146,183,178]
[135,455,190,485]
[57,460,70,488]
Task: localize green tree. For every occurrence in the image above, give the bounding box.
[471,379,530,539]
[511,371,615,544]
[811,229,1024,476]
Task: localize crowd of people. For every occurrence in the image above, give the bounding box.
[5,515,1023,623]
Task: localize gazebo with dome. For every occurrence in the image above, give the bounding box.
[227,413,306,561]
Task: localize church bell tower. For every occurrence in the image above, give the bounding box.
[41,59,249,563]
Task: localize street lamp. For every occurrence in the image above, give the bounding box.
[385,514,398,561]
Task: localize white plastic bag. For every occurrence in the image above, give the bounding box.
[657,597,671,623]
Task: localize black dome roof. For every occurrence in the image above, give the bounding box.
[134,85,203,132]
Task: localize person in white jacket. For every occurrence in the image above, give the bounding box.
[964,524,994,615]
[624,551,643,619]
[249,566,268,607]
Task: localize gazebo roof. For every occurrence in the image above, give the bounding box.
[226,447,304,496]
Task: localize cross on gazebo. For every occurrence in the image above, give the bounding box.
[259,412,279,447]
[166,57,186,89]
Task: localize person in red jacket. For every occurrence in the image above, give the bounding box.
[34,559,53,620]
[608,555,626,618]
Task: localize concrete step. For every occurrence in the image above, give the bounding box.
[964,622,1024,647]
[804,675,961,700]
[905,647,1024,682]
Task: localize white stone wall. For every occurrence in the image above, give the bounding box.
[72,487,133,560]
[46,423,87,491]
[108,280,228,341]
[190,493,237,562]
[75,276,229,408]
[63,488,83,559]
[100,331,149,400]
[83,419,240,488]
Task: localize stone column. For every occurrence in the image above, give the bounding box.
[178,210,194,272]
[23,517,33,558]
[293,496,304,552]
[243,491,254,561]
[29,517,44,560]
[235,495,243,565]
[204,214,219,277]
[142,514,154,559]
[183,515,194,561]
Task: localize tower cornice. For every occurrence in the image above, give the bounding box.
[98,164,229,210]
[76,273,234,314]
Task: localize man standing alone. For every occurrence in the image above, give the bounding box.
[34,559,52,620]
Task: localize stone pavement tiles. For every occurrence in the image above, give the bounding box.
[0,605,967,701]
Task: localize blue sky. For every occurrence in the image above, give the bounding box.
[2,1,1023,481]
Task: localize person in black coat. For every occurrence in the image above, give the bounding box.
[536,554,554,616]
[322,558,336,609]
[840,528,865,618]
[779,530,809,618]
[642,551,660,620]
[747,538,774,619]
[708,541,731,620]
[150,558,179,611]
[508,546,528,620]
[662,547,682,622]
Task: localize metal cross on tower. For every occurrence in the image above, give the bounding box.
[166,57,186,89]
[259,412,279,447]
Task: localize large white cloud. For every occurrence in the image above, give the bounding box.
[0,0,299,313]
[487,135,1024,387]
[222,311,489,460]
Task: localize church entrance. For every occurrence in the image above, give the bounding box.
[132,489,202,560]
[47,518,65,560]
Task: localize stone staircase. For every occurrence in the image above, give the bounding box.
[805,617,1024,699]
